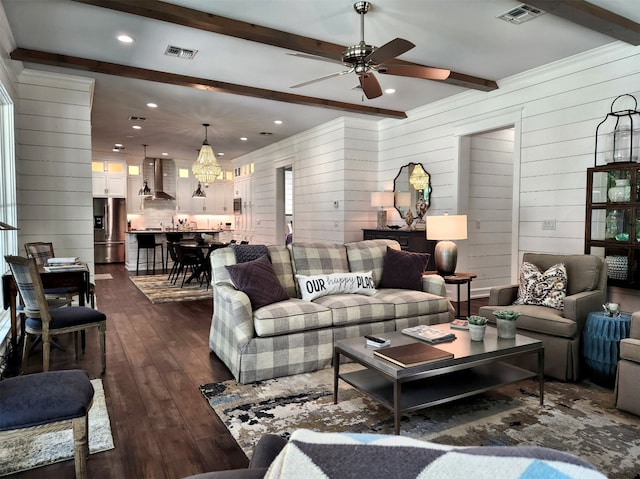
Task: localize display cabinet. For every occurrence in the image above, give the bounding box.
[585,163,640,288]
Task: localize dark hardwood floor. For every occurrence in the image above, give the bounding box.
[11,263,488,479]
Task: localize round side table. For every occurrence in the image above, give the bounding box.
[582,311,631,387]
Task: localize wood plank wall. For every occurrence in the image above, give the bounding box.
[15,69,95,275]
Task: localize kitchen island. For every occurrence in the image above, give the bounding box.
[125,229,232,272]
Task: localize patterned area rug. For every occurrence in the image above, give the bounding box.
[129,274,211,303]
[0,379,114,476]
[200,365,640,479]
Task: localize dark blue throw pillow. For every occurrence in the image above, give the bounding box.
[379,246,430,291]
[225,255,289,309]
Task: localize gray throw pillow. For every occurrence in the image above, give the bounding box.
[379,247,430,291]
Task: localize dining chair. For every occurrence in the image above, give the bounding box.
[24,242,96,308]
[173,243,204,287]
[0,369,95,479]
[5,255,107,374]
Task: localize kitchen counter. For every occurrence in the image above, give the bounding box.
[126,229,233,234]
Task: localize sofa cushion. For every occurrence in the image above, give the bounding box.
[291,243,349,276]
[374,289,451,318]
[481,304,577,339]
[345,239,399,286]
[268,246,298,298]
[296,271,376,301]
[313,294,395,326]
[226,256,289,310]
[254,298,333,337]
[513,262,567,310]
[379,247,430,291]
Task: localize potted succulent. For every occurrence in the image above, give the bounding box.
[493,310,520,339]
[467,315,488,341]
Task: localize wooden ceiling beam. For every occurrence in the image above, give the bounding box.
[526,0,640,45]
[71,0,498,92]
[10,48,407,119]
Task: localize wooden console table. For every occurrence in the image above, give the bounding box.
[362,229,437,271]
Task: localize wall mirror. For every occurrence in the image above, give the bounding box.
[393,163,432,226]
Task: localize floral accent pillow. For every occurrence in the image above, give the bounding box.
[513,261,567,310]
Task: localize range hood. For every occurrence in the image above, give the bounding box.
[148,158,175,201]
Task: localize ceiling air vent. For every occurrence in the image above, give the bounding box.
[128,116,146,121]
[165,45,198,60]
[497,4,545,24]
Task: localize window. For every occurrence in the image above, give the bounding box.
[284,168,293,216]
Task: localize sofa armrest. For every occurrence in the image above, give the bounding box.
[488,285,518,305]
[421,274,447,296]
[630,312,640,340]
[563,289,607,331]
[214,283,256,342]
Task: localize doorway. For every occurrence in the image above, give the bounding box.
[275,165,293,245]
[454,109,522,298]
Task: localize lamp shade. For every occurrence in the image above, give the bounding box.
[426,214,468,240]
[370,191,394,208]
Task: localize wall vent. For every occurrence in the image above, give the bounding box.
[497,4,545,24]
[165,45,198,59]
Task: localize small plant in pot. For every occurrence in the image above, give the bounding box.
[493,310,520,339]
[468,315,488,341]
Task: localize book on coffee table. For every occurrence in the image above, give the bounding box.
[449,319,469,330]
[401,325,457,344]
[373,342,454,368]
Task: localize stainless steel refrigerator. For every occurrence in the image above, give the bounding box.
[93,197,126,263]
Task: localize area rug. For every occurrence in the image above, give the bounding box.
[94,273,113,280]
[199,365,640,479]
[129,274,211,303]
[0,378,115,476]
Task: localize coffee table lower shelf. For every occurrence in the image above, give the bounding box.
[339,362,538,419]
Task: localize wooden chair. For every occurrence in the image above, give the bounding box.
[5,255,107,374]
[0,369,95,479]
[24,242,96,308]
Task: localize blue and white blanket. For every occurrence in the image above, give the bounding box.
[265,429,606,479]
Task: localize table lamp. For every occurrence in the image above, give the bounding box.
[370,192,394,229]
[426,214,467,275]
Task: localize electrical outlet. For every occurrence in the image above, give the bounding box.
[542,219,556,230]
[333,201,339,208]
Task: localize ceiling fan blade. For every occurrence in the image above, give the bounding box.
[378,64,451,81]
[359,73,382,99]
[286,52,344,66]
[290,70,352,89]
[366,38,414,65]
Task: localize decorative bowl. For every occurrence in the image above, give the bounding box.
[615,233,629,242]
[386,225,401,230]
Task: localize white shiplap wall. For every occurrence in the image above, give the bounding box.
[15,69,95,275]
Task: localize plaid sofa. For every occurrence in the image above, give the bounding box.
[210,239,454,384]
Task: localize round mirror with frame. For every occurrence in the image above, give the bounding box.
[393,163,432,228]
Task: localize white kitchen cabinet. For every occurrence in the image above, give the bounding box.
[233,172,254,242]
[175,175,194,213]
[92,160,126,197]
[126,176,144,213]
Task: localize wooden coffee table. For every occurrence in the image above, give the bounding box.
[333,324,544,434]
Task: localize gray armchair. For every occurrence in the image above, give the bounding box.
[615,312,640,415]
[478,253,607,381]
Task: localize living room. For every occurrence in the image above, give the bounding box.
[0,1,639,478]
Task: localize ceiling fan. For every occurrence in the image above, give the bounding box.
[290,1,450,99]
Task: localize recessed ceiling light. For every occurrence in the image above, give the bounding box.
[117,34,134,44]
[132,125,141,130]
[385,88,396,94]
[274,120,283,125]
[240,137,248,141]
[161,152,168,156]
[217,152,225,156]
[147,102,158,108]
[114,143,123,148]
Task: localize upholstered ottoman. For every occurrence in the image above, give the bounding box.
[0,369,95,479]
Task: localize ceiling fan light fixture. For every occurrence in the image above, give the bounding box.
[192,123,222,187]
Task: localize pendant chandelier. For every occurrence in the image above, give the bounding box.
[192,123,222,187]
[138,144,152,197]
[409,163,429,191]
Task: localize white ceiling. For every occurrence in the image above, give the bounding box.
[2,0,638,164]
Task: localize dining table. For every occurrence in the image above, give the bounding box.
[2,262,90,347]
[179,241,227,287]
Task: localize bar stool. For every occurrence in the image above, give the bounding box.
[136,234,164,275]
